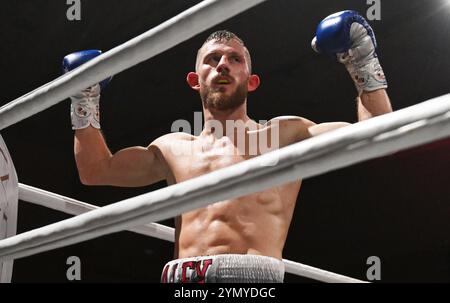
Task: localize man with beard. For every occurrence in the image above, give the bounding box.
[67,11,392,283]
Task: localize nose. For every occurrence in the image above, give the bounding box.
[216,56,230,74]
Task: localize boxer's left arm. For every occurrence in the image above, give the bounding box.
[311,11,393,121]
[262,11,394,147]
[274,90,391,145]
[295,82,393,141]
[358,90,392,121]
[273,91,391,146]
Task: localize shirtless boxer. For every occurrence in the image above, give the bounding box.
[66,11,392,283]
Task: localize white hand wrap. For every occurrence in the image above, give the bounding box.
[337,23,387,94]
[70,84,101,130]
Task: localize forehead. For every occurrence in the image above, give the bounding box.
[200,39,246,56]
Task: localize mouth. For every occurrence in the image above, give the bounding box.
[214,76,232,85]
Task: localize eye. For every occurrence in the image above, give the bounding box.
[231,56,241,63]
[210,55,221,63]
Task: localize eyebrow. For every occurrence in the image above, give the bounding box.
[204,50,244,60]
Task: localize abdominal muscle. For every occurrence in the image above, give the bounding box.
[176,183,300,260]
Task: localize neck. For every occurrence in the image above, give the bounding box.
[202,102,254,138]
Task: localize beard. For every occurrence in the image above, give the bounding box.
[200,81,248,111]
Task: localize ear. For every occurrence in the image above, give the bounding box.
[247,74,260,92]
[186,72,200,91]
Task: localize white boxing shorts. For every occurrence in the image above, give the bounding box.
[161,254,284,283]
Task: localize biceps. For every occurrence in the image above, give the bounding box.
[105,146,167,187]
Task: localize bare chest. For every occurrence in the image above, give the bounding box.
[168,136,252,183]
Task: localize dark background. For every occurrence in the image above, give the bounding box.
[1,0,450,282]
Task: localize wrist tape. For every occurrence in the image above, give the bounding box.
[70,84,101,130]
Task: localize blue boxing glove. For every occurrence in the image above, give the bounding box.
[62,50,112,130]
[311,10,387,94]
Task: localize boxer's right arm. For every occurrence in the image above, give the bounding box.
[66,50,167,187]
[74,127,167,187]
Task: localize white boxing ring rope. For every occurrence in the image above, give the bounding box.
[0,0,449,283]
[18,183,363,283]
[18,183,175,243]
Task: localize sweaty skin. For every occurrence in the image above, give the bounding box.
[74,38,392,260]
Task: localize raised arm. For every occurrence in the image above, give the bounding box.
[262,12,395,148]
[65,50,168,187]
[358,90,392,121]
[299,89,392,140]
[304,90,392,140]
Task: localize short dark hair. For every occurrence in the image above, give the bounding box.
[195,30,252,73]
[203,30,245,45]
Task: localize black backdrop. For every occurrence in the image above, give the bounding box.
[1,0,450,282]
